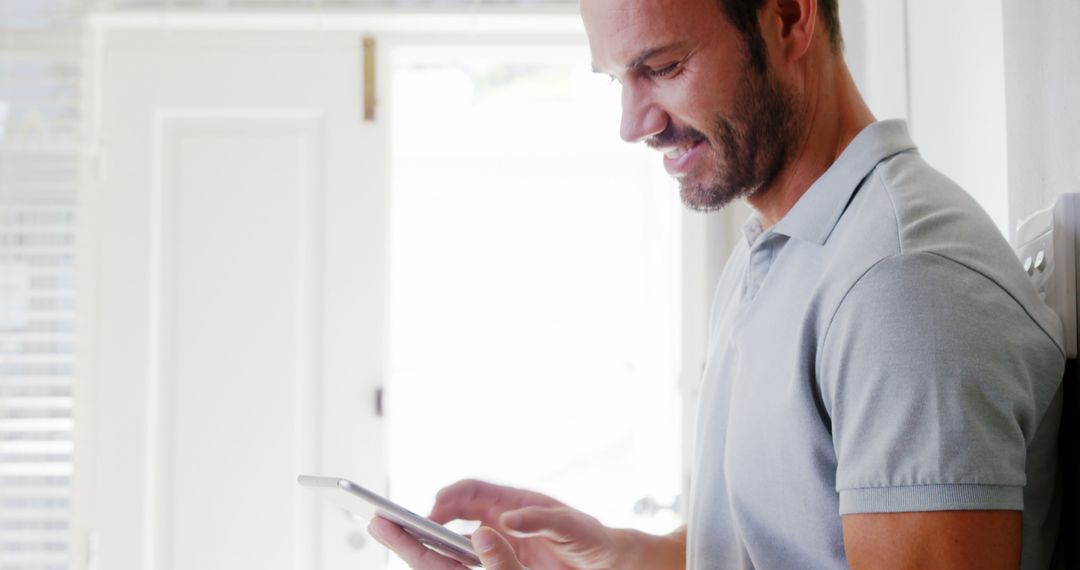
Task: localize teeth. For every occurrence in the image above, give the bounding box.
[665,147,688,159]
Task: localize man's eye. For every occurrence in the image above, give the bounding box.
[649,63,680,78]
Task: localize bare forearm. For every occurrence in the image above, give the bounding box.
[843,512,1021,570]
[612,525,686,570]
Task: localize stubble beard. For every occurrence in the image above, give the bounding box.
[678,63,805,212]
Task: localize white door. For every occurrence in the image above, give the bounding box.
[78,28,387,570]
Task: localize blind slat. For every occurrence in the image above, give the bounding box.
[0,442,73,453]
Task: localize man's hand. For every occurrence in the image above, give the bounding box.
[368,479,686,570]
[369,517,525,570]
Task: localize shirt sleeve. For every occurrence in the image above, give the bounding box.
[818,252,1064,515]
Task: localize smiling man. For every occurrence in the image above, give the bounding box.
[369,0,1066,568]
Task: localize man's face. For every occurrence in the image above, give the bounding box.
[582,0,804,211]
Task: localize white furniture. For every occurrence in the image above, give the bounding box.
[1014,193,1078,568]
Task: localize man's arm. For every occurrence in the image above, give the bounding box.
[819,254,1059,569]
[610,525,686,569]
[842,511,1021,570]
[371,480,687,570]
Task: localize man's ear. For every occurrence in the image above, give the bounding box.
[766,0,818,62]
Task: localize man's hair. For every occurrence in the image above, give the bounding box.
[717,0,843,72]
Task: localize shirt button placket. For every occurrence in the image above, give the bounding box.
[744,238,773,301]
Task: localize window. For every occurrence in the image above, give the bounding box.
[0,2,82,569]
[385,45,685,555]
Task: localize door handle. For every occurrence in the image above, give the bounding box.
[633,496,680,517]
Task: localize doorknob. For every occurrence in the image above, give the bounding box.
[348,530,368,550]
[633,496,680,517]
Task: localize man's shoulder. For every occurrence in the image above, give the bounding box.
[825,151,1064,353]
[837,150,1001,259]
[835,151,1024,298]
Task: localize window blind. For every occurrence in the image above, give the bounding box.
[0,206,75,570]
[0,1,81,569]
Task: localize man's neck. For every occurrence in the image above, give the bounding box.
[746,57,876,229]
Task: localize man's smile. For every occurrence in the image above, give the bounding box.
[658,138,707,177]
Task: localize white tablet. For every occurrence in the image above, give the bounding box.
[297,474,482,568]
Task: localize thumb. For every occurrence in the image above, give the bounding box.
[472,527,525,570]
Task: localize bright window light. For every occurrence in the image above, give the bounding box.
[385,44,684,566]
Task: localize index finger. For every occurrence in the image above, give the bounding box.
[428,480,560,525]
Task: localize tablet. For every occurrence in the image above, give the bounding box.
[297,474,482,568]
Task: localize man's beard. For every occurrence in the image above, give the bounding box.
[649,63,805,212]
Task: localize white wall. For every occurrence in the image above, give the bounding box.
[840,0,909,123]
[842,0,1011,237]
[848,0,1079,242]
[1003,0,1080,234]
[906,0,1010,237]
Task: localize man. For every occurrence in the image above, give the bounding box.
[370,0,1066,568]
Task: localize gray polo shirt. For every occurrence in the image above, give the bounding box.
[686,120,1065,569]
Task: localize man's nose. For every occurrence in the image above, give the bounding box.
[619,83,667,143]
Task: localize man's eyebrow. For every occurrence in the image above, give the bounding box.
[625,43,685,71]
[591,42,686,74]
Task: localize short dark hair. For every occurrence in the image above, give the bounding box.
[717,0,843,72]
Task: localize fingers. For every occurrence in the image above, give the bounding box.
[500,506,597,543]
[429,479,562,525]
[368,517,466,570]
[429,479,512,524]
[428,479,487,523]
[471,527,526,570]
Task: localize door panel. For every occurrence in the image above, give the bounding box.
[83,30,386,570]
[161,113,323,570]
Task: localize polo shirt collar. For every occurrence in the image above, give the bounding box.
[768,119,917,246]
